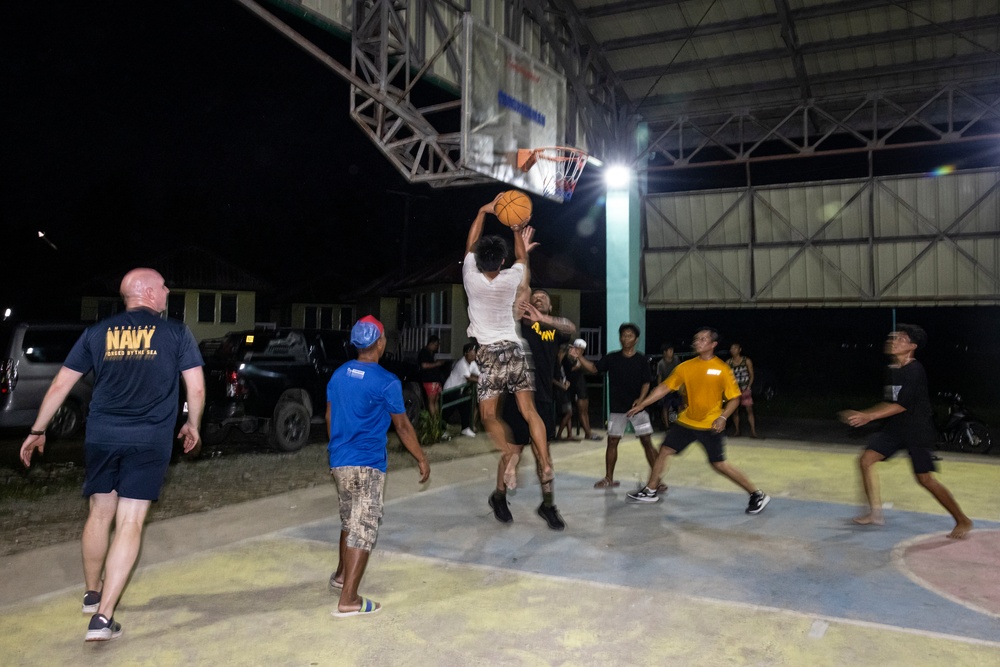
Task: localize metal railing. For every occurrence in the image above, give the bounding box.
[577,327,601,359]
[397,325,453,359]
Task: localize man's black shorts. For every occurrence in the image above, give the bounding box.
[503,396,554,446]
[866,431,937,474]
[83,442,172,500]
[661,422,726,463]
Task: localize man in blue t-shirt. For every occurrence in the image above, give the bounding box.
[19,268,204,642]
[327,315,430,618]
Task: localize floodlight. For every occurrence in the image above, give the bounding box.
[604,165,631,189]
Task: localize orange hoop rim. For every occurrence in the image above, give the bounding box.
[516,147,592,202]
[516,146,590,171]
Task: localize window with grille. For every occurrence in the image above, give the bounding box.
[167,293,185,321]
[220,294,237,324]
[198,293,215,323]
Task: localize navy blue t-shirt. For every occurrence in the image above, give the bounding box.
[63,308,203,447]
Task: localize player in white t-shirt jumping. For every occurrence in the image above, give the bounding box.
[462,195,552,493]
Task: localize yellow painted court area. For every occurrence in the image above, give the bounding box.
[1,437,998,666]
[560,439,1000,521]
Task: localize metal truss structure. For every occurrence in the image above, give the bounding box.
[349,0,476,187]
[641,83,1000,172]
[239,0,639,186]
[236,0,639,186]
[347,0,640,182]
[240,1,1000,181]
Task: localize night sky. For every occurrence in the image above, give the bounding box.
[5,1,1000,414]
[1,0,607,315]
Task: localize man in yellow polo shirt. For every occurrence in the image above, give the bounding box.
[625,327,770,514]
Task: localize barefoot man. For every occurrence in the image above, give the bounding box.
[839,324,973,539]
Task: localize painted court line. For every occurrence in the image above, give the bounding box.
[362,471,1000,642]
[892,529,1000,620]
[375,549,1000,650]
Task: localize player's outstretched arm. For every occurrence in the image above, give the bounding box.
[627,382,673,417]
[520,301,577,335]
[838,402,905,427]
[635,382,651,406]
[510,223,534,265]
[391,413,431,483]
[466,194,504,255]
[568,345,598,374]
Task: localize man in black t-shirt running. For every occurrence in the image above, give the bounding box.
[839,324,972,539]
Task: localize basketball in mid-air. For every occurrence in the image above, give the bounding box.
[494,190,533,227]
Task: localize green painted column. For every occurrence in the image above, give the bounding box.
[604,126,648,355]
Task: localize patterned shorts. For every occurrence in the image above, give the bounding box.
[476,340,535,401]
[331,466,385,552]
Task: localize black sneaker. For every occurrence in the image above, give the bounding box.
[85,613,123,642]
[536,503,566,531]
[626,487,659,503]
[746,490,770,514]
[489,491,513,523]
[82,590,101,613]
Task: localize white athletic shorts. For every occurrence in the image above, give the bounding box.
[607,411,654,437]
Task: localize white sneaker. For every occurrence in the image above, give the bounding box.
[461,428,477,437]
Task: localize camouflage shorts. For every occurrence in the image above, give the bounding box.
[331,466,385,552]
[476,340,535,401]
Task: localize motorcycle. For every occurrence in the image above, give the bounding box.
[937,392,993,454]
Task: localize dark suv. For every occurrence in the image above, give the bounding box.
[0,322,92,438]
[199,328,422,451]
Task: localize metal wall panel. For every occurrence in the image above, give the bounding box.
[644,168,1000,308]
[755,181,869,243]
[643,249,750,306]
[646,190,750,248]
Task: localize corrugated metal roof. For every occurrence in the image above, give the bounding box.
[575,0,1000,134]
[263,0,1000,165]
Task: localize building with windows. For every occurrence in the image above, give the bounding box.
[80,247,271,341]
[267,271,355,332]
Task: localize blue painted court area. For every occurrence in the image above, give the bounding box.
[289,473,1000,643]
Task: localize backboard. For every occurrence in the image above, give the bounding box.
[461,15,569,202]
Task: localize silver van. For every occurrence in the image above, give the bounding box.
[0,322,92,438]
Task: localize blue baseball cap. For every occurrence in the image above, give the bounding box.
[351,315,384,349]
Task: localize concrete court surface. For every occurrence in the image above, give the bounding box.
[1,435,999,666]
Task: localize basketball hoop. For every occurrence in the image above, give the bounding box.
[517,147,591,202]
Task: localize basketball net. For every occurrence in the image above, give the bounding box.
[517,147,590,202]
